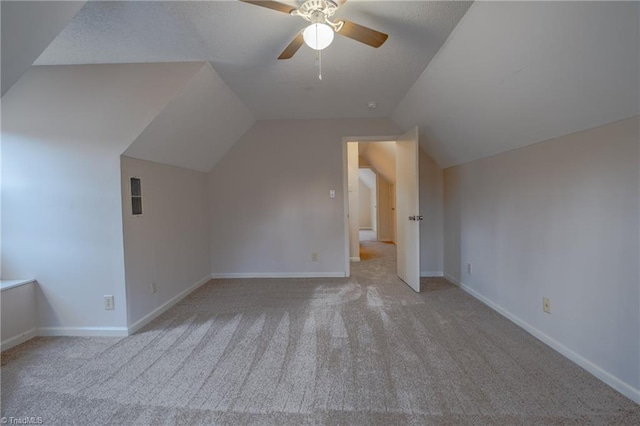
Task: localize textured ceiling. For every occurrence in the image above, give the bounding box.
[124,63,255,172]
[34,0,472,120]
[1,1,86,96]
[393,1,640,167]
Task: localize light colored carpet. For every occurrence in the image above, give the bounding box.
[2,241,638,425]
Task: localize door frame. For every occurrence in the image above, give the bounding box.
[342,135,398,277]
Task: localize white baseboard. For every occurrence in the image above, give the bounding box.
[210,272,346,279]
[350,257,361,262]
[38,326,129,337]
[128,274,212,334]
[1,327,39,351]
[420,271,443,277]
[443,272,462,286]
[454,277,640,405]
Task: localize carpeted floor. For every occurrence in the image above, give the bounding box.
[1,241,638,425]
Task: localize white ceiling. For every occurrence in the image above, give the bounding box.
[34,0,472,120]
[5,1,637,172]
[124,62,255,172]
[1,1,86,96]
[393,1,640,168]
[359,141,395,183]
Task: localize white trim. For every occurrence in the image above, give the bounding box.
[38,326,129,337]
[1,327,38,351]
[444,272,462,286]
[210,272,346,279]
[0,279,36,291]
[454,277,640,404]
[128,274,211,334]
[420,271,443,277]
[350,257,361,262]
[342,138,350,278]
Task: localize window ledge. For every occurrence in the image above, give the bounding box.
[0,279,36,292]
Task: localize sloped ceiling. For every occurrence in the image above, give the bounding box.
[1,1,86,96]
[393,1,640,168]
[34,0,472,120]
[5,2,637,172]
[124,63,255,172]
[2,61,206,156]
[359,141,396,183]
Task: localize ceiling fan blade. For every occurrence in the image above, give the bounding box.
[337,19,388,48]
[278,32,304,60]
[239,0,296,14]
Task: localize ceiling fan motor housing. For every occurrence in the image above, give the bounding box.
[293,0,343,31]
[294,0,339,19]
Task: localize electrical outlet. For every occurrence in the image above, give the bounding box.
[467,263,472,274]
[104,295,114,310]
[543,297,551,314]
[151,282,157,294]
[311,252,319,261]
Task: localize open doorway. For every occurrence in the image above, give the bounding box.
[358,168,377,242]
[343,128,421,291]
[346,140,397,260]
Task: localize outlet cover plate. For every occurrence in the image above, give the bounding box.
[104,295,114,310]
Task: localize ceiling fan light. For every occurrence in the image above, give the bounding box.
[303,23,334,50]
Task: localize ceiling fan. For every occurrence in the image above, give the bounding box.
[239,0,389,60]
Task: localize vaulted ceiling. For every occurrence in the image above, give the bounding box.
[393,1,640,167]
[2,1,638,172]
[33,0,472,120]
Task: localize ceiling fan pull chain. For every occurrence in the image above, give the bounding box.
[317,24,322,80]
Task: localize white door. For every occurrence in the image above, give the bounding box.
[396,127,420,292]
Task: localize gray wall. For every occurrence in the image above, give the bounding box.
[121,156,211,329]
[443,116,639,401]
[1,63,202,333]
[419,149,444,276]
[208,119,400,277]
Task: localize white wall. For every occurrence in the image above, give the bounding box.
[377,177,393,243]
[419,149,444,276]
[358,168,377,233]
[1,63,203,333]
[121,156,211,330]
[1,282,38,350]
[208,119,400,277]
[443,116,640,402]
[358,177,372,229]
[347,143,360,261]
